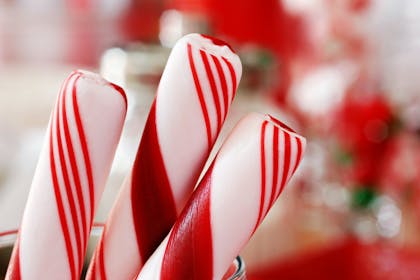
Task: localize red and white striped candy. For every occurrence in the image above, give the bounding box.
[6,70,127,280]
[86,33,242,280]
[137,113,306,280]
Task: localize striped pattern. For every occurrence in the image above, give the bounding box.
[255,119,304,230]
[86,34,241,280]
[160,167,214,280]
[137,114,306,280]
[187,40,238,150]
[49,72,93,278]
[6,71,127,280]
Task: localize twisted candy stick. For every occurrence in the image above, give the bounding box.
[87,33,242,280]
[5,71,127,280]
[137,113,306,280]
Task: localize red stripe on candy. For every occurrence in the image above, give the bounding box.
[161,165,214,280]
[293,137,303,174]
[210,55,229,119]
[268,126,279,208]
[72,77,95,224]
[268,115,296,133]
[221,57,237,102]
[50,109,77,280]
[254,121,268,232]
[200,50,222,132]
[279,131,291,195]
[188,43,212,149]
[200,34,235,53]
[131,101,177,264]
[109,83,128,111]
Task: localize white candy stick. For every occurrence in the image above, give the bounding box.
[6,70,127,280]
[86,33,242,280]
[137,113,306,280]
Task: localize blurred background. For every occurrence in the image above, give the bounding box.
[0,0,420,279]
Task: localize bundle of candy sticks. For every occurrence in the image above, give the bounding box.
[6,34,306,280]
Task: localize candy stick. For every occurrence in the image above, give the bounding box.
[137,113,306,280]
[86,33,242,280]
[6,70,127,280]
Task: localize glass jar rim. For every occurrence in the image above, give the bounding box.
[229,256,246,280]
